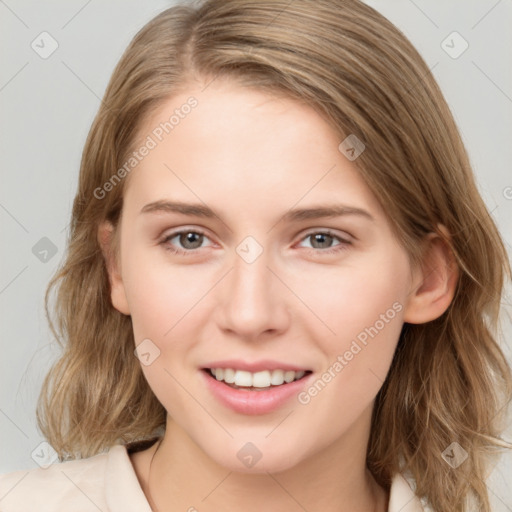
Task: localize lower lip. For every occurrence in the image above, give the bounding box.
[200,369,312,415]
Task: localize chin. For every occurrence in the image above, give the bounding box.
[207,440,307,475]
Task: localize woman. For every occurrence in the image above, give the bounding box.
[1,1,510,511]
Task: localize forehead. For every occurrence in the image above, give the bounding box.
[122,80,384,223]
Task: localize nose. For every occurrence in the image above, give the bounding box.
[216,248,290,341]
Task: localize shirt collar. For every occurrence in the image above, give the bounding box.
[105,444,153,512]
[388,472,429,511]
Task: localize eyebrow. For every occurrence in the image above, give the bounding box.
[140,200,374,223]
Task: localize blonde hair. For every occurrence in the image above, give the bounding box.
[37,1,512,510]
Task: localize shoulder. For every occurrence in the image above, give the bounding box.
[0,449,110,512]
[0,444,152,512]
[389,472,433,512]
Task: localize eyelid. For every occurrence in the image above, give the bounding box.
[160,227,351,243]
[298,227,353,242]
[159,226,354,256]
[294,229,353,254]
[160,227,214,246]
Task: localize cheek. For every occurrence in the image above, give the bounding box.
[122,244,213,341]
[294,248,408,396]
[295,250,408,342]
[121,249,209,416]
[304,250,408,408]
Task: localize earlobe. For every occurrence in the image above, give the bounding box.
[403,225,459,324]
[98,221,131,315]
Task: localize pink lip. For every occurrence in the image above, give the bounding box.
[200,369,313,415]
[202,359,311,372]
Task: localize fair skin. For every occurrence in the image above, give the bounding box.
[100,78,457,512]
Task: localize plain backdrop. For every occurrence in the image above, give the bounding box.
[1,0,511,508]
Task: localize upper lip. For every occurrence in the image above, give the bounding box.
[202,359,311,372]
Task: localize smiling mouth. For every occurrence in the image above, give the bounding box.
[202,368,313,391]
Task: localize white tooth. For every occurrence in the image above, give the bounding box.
[223,368,236,383]
[214,367,304,387]
[270,369,285,385]
[284,370,295,383]
[252,370,271,388]
[234,370,253,387]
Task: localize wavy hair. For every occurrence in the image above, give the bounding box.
[36,1,512,510]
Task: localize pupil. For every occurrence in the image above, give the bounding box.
[313,233,332,249]
[181,232,203,249]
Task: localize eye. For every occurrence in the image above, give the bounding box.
[160,229,214,255]
[297,230,351,255]
[159,228,352,256]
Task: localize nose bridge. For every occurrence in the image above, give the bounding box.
[219,241,288,337]
[230,246,274,312]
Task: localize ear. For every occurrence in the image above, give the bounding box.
[403,224,459,324]
[98,221,130,315]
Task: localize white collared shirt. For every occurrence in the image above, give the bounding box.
[0,444,429,511]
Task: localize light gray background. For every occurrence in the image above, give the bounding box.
[1,0,511,508]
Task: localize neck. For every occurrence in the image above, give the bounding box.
[142,412,388,512]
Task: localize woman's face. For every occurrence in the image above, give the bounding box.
[110,79,418,473]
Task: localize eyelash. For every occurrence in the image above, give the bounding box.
[159,229,352,256]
